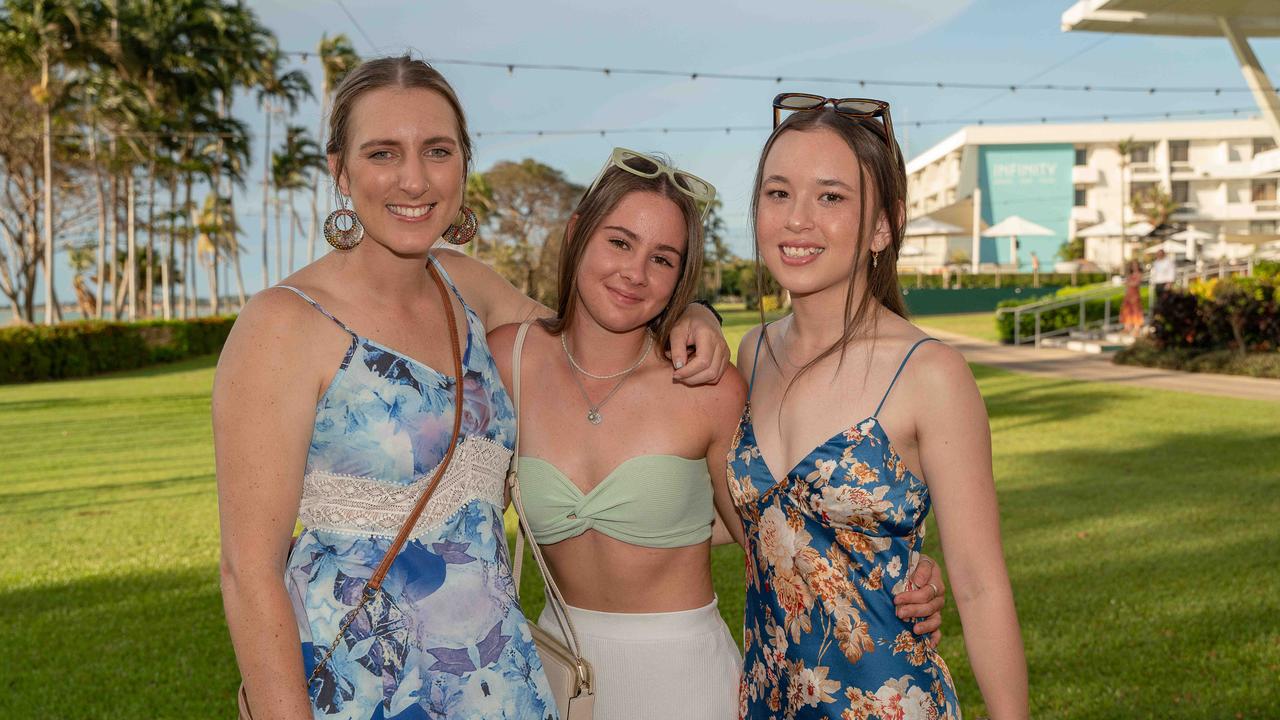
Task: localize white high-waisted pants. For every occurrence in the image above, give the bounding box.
[537,595,742,720]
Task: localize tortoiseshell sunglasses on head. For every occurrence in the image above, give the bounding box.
[772,93,901,164]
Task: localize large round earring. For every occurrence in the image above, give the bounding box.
[324,198,364,250]
[442,206,477,245]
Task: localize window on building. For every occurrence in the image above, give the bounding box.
[1249,220,1278,235]
[1074,187,1087,207]
[1074,147,1087,166]
[1254,137,1277,156]
[1168,140,1189,164]
[1129,144,1152,164]
[1171,181,1190,205]
[1252,179,1278,202]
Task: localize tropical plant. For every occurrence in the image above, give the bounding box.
[0,0,87,324]
[253,42,312,287]
[1131,185,1180,233]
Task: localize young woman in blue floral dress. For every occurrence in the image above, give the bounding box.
[213,57,729,720]
[728,97,1028,719]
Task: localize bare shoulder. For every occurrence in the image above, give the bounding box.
[908,337,974,388]
[898,333,984,421]
[432,247,498,289]
[675,351,748,428]
[221,286,322,360]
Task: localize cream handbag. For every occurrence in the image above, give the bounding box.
[508,320,596,719]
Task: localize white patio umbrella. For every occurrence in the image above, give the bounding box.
[1170,227,1216,261]
[1143,240,1189,255]
[1169,228,1215,242]
[904,216,964,237]
[1077,220,1155,238]
[899,244,926,257]
[981,215,1054,268]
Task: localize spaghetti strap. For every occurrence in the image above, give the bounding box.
[275,285,357,338]
[746,324,770,400]
[428,255,472,315]
[873,337,939,418]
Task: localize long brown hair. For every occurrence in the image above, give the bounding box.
[749,108,908,390]
[541,162,705,352]
[326,55,473,186]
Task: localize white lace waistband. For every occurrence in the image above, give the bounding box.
[298,436,511,539]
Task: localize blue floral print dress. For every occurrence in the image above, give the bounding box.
[728,330,961,720]
[278,259,557,720]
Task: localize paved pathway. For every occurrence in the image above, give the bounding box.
[918,327,1280,404]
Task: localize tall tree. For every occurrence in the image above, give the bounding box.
[273,125,325,268]
[1,0,84,324]
[477,159,582,305]
[313,33,358,257]
[1131,185,1180,234]
[700,198,732,300]
[1117,137,1134,260]
[253,42,312,288]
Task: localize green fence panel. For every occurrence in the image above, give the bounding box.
[901,287,1061,315]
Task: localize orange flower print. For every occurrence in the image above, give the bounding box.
[835,612,876,665]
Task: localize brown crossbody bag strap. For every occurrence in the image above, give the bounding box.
[239,261,466,719]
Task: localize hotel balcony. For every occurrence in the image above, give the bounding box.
[1071,206,1102,224]
[1072,166,1101,185]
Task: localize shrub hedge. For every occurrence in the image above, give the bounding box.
[1154,276,1279,353]
[994,285,1145,344]
[0,316,236,384]
[897,272,1108,290]
[1115,338,1280,379]
[1114,269,1279,378]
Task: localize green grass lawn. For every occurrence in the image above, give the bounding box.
[913,311,1000,343]
[3,350,1278,718]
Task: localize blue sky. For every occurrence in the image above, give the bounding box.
[40,0,1280,303]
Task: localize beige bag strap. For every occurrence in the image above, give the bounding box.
[506,320,587,661]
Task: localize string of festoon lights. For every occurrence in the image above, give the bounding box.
[472,107,1259,139]
[252,49,1279,96]
[22,106,1259,143]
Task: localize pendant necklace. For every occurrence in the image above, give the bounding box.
[562,332,653,425]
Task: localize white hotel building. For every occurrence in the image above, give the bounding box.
[904,118,1280,272]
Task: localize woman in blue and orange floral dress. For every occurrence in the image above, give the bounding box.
[727,96,1027,719]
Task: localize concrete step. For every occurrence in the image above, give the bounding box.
[1065,329,1137,346]
[1039,337,1129,354]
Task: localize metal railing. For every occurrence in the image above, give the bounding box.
[996,261,1255,347]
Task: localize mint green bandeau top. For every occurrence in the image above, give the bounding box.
[517,454,714,548]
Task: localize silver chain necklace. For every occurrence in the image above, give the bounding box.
[561,332,654,379]
[561,333,652,425]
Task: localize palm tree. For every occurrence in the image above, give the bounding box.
[273,125,325,268]
[1117,137,1134,261]
[313,33,359,253]
[253,43,312,288]
[1,0,84,324]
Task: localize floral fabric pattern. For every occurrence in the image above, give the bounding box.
[278,265,556,720]
[728,402,961,720]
